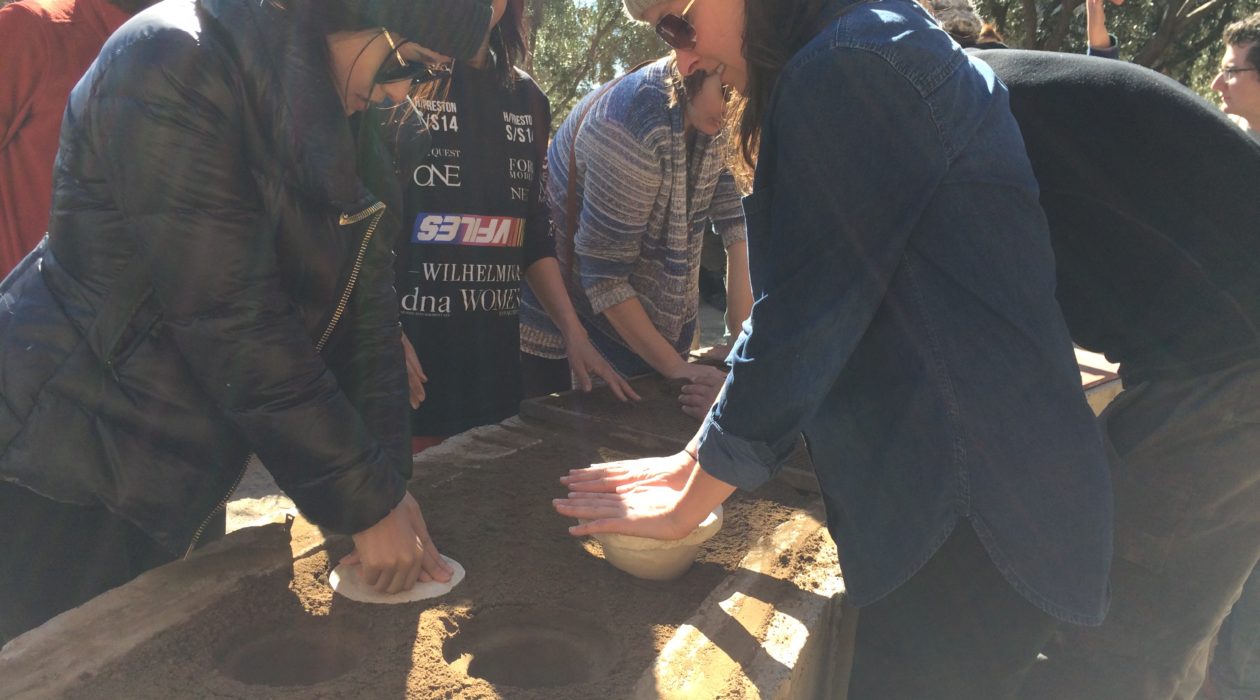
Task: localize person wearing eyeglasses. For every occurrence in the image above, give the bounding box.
[553,0,1113,697]
[0,0,493,644]
[518,57,751,417]
[382,0,636,454]
[1214,12,1260,141]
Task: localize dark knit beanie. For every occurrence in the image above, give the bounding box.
[347,0,492,60]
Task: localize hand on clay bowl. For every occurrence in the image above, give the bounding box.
[588,506,723,581]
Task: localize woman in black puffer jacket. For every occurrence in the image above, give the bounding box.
[0,0,491,642]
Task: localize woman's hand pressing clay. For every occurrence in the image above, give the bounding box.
[555,486,698,540]
[554,452,736,540]
[342,493,452,594]
[560,452,696,494]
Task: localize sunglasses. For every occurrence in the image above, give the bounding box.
[375,30,452,86]
[655,0,698,50]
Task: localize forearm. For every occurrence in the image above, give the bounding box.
[1085,2,1112,50]
[602,296,687,376]
[724,242,752,338]
[676,452,737,527]
[524,257,586,342]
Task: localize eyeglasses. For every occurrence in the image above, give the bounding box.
[1219,66,1258,80]
[656,0,699,50]
[375,30,452,86]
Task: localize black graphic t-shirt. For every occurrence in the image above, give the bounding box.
[395,63,553,436]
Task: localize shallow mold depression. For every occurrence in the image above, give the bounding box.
[216,619,368,687]
[444,605,620,689]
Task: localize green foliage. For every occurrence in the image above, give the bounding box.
[977,0,1260,97]
[525,0,1257,122]
[525,0,663,127]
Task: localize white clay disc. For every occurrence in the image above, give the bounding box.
[329,555,465,604]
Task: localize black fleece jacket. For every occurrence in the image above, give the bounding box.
[977,49,1260,386]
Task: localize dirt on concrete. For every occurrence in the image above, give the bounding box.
[70,417,817,700]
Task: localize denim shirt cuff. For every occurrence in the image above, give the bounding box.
[696,416,778,491]
[1086,35,1120,60]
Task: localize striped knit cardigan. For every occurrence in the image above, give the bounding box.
[519,57,746,377]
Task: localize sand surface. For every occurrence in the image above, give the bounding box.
[72,418,816,699]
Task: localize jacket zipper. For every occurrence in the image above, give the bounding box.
[182,200,388,559]
[318,201,386,351]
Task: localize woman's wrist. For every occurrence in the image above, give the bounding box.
[661,356,691,379]
[676,464,736,527]
[683,445,699,462]
[559,320,588,344]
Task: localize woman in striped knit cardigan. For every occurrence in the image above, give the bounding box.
[518,56,751,416]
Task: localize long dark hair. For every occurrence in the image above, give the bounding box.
[487,0,531,85]
[728,0,826,186]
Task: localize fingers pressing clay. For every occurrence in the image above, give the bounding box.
[330,555,466,604]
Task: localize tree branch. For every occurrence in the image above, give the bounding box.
[546,4,624,120]
[1132,1,1185,67]
[1042,0,1082,51]
[1151,2,1233,73]
[1020,0,1038,47]
[1185,0,1223,21]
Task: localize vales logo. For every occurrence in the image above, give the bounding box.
[412,214,525,247]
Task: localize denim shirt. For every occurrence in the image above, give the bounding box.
[696,0,1112,625]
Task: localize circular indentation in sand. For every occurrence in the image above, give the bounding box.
[216,620,367,687]
[443,605,618,688]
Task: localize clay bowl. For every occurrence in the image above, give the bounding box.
[590,506,723,582]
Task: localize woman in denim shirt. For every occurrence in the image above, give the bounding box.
[554,0,1113,697]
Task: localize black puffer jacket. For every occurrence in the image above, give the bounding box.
[0,0,440,555]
